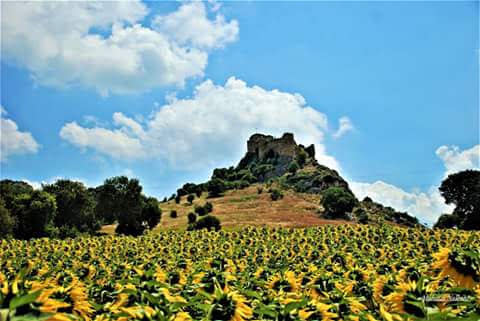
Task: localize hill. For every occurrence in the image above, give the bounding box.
[155,132,419,230]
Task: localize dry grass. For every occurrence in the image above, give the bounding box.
[155,184,351,231]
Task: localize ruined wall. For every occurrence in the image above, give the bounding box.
[247,133,299,159]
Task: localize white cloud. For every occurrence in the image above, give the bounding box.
[435,144,479,176]
[332,116,354,139]
[59,122,147,160]
[1,1,238,95]
[1,111,40,162]
[350,144,479,225]
[60,77,339,170]
[350,181,454,225]
[152,1,238,49]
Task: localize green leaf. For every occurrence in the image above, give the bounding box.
[9,291,41,310]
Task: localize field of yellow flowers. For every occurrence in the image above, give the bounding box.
[1,225,479,321]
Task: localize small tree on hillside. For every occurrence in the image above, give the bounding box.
[206,178,226,198]
[187,194,195,205]
[321,187,357,219]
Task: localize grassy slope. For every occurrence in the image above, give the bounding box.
[155,183,351,231]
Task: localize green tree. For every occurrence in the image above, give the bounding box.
[204,202,213,213]
[96,176,145,236]
[43,179,98,233]
[141,197,162,229]
[194,205,207,216]
[288,161,299,174]
[187,194,195,204]
[189,215,221,231]
[187,212,197,224]
[12,190,57,239]
[437,170,480,230]
[206,178,226,198]
[321,187,357,219]
[0,199,15,238]
[170,210,178,218]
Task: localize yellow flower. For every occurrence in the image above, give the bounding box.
[172,312,192,321]
[46,313,72,321]
[70,281,93,320]
[160,288,187,303]
[432,247,479,288]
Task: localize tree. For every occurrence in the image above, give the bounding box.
[170,210,178,218]
[321,187,357,219]
[204,202,213,213]
[270,189,283,201]
[12,190,57,239]
[96,176,145,236]
[0,199,15,238]
[43,180,98,233]
[194,205,207,216]
[187,194,195,204]
[434,214,459,229]
[141,197,162,229]
[189,215,221,231]
[436,170,480,230]
[206,178,226,198]
[188,212,197,224]
[175,194,181,204]
[288,160,300,174]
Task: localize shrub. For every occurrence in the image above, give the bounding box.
[187,212,197,224]
[194,205,207,216]
[195,190,202,198]
[354,208,368,224]
[270,189,284,201]
[0,200,15,238]
[204,202,213,213]
[187,194,195,204]
[206,178,226,198]
[297,149,307,167]
[322,187,357,219]
[162,197,167,203]
[288,160,300,174]
[257,187,263,194]
[175,195,181,204]
[189,215,221,231]
[170,210,178,218]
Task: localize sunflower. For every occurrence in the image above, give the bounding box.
[266,271,300,293]
[384,281,426,318]
[298,302,337,321]
[373,276,397,304]
[70,280,93,320]
[209,289,252,321]
[432,247,479,289]
[172,312,192,321]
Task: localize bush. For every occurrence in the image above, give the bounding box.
[257,187,263,194]
[194,205,207,216]
[354,208,368,224]
[175,195,181,204]
[270,189,284,201]
[322,187,357,219]
[0,200,15,238]
[141,197,162,229]
[206,178,226,198]
[187,194,195,204]
[204,202,213,213]
[297,149,308,167]
[195,190,202,198]
[187,212,197,224]
[288,161,300,174]
[189,215,221,231]
[170,210,178,218]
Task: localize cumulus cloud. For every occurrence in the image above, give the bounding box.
[435,144,479,176]
[1,1,238,95]
[152,1,238,49]
[350,181,454,225]
[1,109,40,162]
[350,144,478,225]
[332,116,354,139]
[60,77,339,170]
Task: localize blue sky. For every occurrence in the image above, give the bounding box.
[1,1,478,225]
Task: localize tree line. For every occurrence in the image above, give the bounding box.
[0,176,161,239]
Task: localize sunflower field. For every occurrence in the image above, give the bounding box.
[1,225,480,321]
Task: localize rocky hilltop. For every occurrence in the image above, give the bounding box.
[171,132,419,227]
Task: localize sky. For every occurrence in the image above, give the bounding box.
[1,0,479,226]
